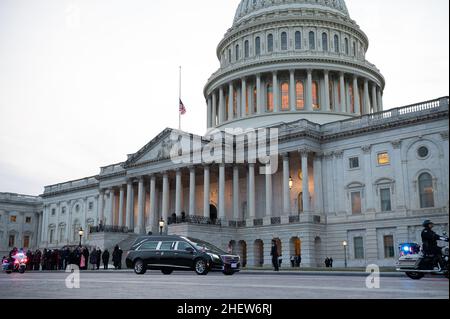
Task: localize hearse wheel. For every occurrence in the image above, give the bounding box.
[161,268,173,275]
[134,260,146,275]
[195,259,209,276]
[406,272,424,280]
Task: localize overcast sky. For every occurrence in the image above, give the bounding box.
[0,0,448,196]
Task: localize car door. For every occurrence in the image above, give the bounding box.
[158,241,176,267]
[174,241,196,268]
[138,241,160,266]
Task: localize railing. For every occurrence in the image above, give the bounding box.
[89,225,130,234]
[253,219,263,227]
[0,193,40,203]
[271,217,281,225]
[44,176,98,194]
[100,163,125,175]
[289,215,300,224]
[168,215,222,226]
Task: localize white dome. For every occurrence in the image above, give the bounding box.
[234,0,350,25]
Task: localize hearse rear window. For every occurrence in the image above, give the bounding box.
[139,241,159,251]
[159,241,175,250]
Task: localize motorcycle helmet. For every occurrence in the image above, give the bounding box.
[422,220,434,228]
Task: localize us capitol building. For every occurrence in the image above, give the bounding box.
[1,0,449,268]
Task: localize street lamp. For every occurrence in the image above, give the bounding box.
[159,218,165,236]
[289,176,293,190]
[78,227,84,247]
[343,240,348,268]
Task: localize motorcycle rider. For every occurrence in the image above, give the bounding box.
[421,220,447,270]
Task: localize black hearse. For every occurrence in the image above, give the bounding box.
[125,235,241,276]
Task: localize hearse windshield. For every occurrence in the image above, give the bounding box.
[185,237,226,255]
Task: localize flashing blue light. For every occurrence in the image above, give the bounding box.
[403,245,410,252]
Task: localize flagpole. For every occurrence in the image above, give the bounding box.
[179,66,182,131]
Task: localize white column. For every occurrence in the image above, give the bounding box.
[272,71,279,112]
[324,71,330,112]
[265,164,273,217]
[289,69,296,111]
[371,84,378,113]
[218,87,225,124]
[256,74,262,114]
[137,178,145,234]
[212,92,217,127]
[241,78,247,117]
[301,150,310,213]
[207,97,212,129]
[313,154,323,214]
[203,166,210,218]
[41,206,48,244]
[248,164,256,219]
[377,87,383,111]
[125,181,132,229]
[175,169,182,217]
[339,72,346,113]
[228,83,234,120]
[98,189,105,224]
[118,186,124,227]
[219,164,226,220]
[189,167,196,216]
[162,173,169,222]
[233,166,240,220]
[283,154,291,215]
[149,175,157,231]
[108,189,114,226]
[364,79,371,115]
[305,69,313,111]
[353,76,360,115]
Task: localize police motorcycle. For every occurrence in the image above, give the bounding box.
[396,232,449,280]
[2,251,28,274]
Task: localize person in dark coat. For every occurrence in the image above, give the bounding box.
[270,240,279,272]
[33,250,41,271]
[112,245,122,270]
[102,250,110,270]
[26,250,33,270]
[62,247,70,270]
[96,248,102,270]
[82,248,89,271]
[329,257,334,268]
[89,248,97,270]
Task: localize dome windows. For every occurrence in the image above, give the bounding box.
[312,81,319,109]
[295,31,302,50]
[322,33,328,52]
[235,44,240,61]
[244,40,249,58]
[309,31,316,50]
[266,82,274,112]
[345,38,349,55]
[255,37,261,56]
[334,35,340,53]
[267,34,274,53]
[281,82,289,110]
[418,146,430,159]
[281,32,288,51]
[296,81,305,109]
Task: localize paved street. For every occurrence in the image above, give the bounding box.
[0,271,448,299]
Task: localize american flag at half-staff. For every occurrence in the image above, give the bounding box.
[179,99,187,115]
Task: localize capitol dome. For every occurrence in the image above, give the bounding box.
[204,0,385,131]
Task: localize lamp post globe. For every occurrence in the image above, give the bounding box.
[159,218,165,236]
[78,227,84,247]
[343,241,348,268]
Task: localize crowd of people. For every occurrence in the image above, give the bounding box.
[325,257,334,268]
[2,245,124,271]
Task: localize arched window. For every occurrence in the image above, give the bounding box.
[352,41,356,56]
[233,89,238,116]
[322,33,328,52]
[334,35,340,53]
[244,40,249,58]
[253,87,258,113]
[309,31,315,50]
[266,82,273,112]
[235,44,240,61]
[228,49,232,63]
[419,173,435,208]
[295,31,302,50]
[296,81,304,109]
[267,34,274,52]
[244,87,249,115]
[281,32,288,50]
[345,38,349,55]
[312,81,319,109]
[281,82,289,110]
[255,37,261,56]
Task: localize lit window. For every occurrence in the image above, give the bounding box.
[349,157,360,169]
[245,87,249,115]
[253,87,257,113]
[281,82,289,110]
[255,37,261,56]
[351,192,362,214]
[25,217,32,224]
[384,235,395,258]
[380,188,392,212]
[419,173,435,208]
[295,31,301,50]
[354,237,364,259]
[266,82,273,112]
[296,81,304,109]
[312,81,319,109]
[8,235,15,247]
[10,216,17,223]
[322,33,328,52]
[281,32,288,50]
[309,31,315,50]
[233,89,238,117]
[267,34,274,52]
[377,152,390,165]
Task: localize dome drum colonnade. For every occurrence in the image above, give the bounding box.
[204,0,385,129]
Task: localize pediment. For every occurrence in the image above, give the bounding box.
[125,128,202,167]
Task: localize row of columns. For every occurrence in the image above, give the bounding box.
[207,69,383,128]
[98,149,321,234]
